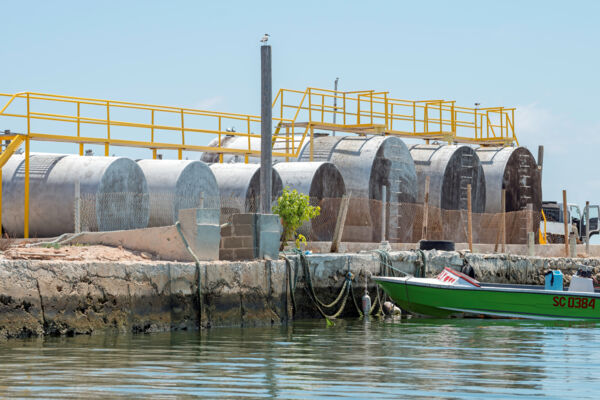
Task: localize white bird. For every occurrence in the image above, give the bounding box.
[260,33,270,44]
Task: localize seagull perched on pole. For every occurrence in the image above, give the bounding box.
[260,33,270,44]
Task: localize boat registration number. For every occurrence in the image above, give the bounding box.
[553,296,596,309]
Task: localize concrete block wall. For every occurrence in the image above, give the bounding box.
[220,213,282,260]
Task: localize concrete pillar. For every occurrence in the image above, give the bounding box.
[260,44,272,214]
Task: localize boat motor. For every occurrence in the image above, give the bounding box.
[569,266,594,293]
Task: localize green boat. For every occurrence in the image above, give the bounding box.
[374,267,600,321]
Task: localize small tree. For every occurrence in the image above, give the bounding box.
[272,187,321,250]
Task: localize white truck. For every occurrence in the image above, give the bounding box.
[541,201,600,243]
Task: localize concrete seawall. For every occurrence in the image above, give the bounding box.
[1,251,600,339]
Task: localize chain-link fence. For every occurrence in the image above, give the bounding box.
[296,197,540,245]
[74,192,540,245]
[77,192,221,233]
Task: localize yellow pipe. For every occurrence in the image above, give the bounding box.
[24,138,30,239]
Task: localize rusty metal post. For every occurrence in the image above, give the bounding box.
[260,44,272,214]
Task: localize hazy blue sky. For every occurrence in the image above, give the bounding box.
[1,0,599,206]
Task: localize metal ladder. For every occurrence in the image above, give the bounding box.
[517,153,532,243]
[458,152,474,210]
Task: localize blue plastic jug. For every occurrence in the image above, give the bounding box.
[544,270,563,291]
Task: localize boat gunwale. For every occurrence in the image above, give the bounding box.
[373,276,600,298]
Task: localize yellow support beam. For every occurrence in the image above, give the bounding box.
[0,135,25,169]
[24,138,30,239]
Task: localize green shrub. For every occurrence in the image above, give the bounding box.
[272,187,320,249]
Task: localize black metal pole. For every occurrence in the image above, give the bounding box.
[260,44,272,214]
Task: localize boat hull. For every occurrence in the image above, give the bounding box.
[375,276,600,320]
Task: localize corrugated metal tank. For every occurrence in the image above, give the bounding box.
[2,154,149,237]
[273,162,346,241]
[409,144,486,212]
[475,146,542,213]
[209,163,283,222]
[298,135,419,242]
[137,159,219,227]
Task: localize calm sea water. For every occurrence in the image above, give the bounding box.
[0,318,599,399]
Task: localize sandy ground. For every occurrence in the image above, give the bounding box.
[0,242,158,262]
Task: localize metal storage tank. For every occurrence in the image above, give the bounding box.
[137,159,219,227]
[209,163,283,222]
[409,144,486,212]
[2,154,149,237]
[273,162,346,241]
[475,147,542,214]
[200,134,325,164]
[298,135,419,243]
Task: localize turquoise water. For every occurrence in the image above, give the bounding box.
[0,318,599,399]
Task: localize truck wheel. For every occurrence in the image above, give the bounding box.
[419,240,455,251]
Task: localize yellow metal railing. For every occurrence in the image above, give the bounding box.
[272,87,518,146]
[0,88,518,237]
[0,92,302,162]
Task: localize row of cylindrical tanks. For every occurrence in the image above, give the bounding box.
[0,135,542,241]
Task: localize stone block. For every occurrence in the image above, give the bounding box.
[234,224,254,236]
[222,236,255,249]
[219,248,235,260]
[220,224,233,237]
[232,213,256,225]
[234,248,257,260]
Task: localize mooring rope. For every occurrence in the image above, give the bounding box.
[282,255,299,316]
[296,250,350,310]
[282,249,354,321]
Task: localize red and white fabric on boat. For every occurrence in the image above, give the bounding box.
[436,267,481,287]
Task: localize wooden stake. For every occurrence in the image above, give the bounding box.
[494,226,501,253]
[501,189,506,253]
[467,184,473,252]
[421,176,430,240]
[563,189,569,257]
[525,203,534,254]
[331,193,350,253]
